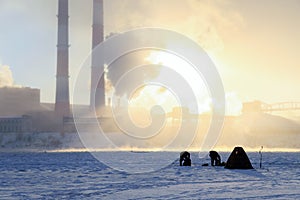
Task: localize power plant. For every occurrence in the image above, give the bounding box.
[0,0,107,133]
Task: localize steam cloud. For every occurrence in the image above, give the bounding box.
[104,0,245,105]
[0,65,14,87]
[106,50,161,97]
[105,0,244,52]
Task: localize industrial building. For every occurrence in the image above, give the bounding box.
[0,115,32,133]
[0,87,41,116]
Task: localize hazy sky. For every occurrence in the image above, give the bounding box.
[0,0,299,104]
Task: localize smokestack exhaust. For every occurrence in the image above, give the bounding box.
[55,0,70,116]
[90,0,105,112]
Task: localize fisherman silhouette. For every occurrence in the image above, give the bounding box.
[209,151,221,166]
[180,151,191,166]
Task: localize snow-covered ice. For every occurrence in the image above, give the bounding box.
[0,152,299,199]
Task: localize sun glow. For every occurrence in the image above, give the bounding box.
[125,50,243,117]
[127,51,212,115]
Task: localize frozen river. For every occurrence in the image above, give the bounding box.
[0,151,299,199]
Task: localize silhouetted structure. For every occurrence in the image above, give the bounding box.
[225,147,253,169]
[180,151,191,166]
[209,151,221,166]
[90,0,105,111]
[55,0,70,116]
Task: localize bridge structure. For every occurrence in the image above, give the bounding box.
[261,102,300,112]
[243,101,300,113]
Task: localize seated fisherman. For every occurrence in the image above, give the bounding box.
[209,151,221,166]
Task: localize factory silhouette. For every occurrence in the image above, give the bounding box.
[0,0,107,133]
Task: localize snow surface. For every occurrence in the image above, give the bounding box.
[0,152,299,199]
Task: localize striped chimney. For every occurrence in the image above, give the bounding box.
[55,0,70,116]
[90,0,105,112]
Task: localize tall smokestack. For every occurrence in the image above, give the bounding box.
[90,0,105,112]
[55,0,70,116]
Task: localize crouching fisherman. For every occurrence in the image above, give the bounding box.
[180,151,191,166]
[209,151,225,166]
